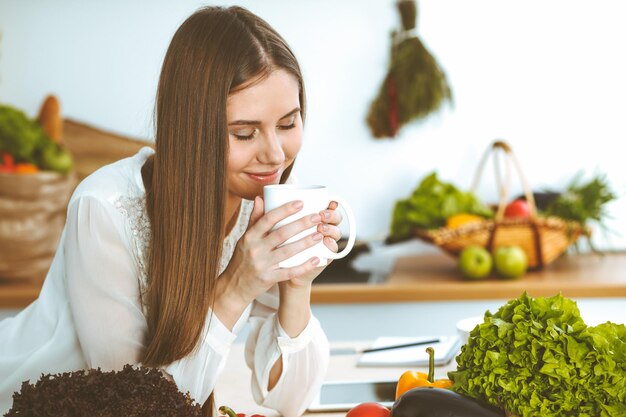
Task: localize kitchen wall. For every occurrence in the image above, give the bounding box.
[1,0,625,249]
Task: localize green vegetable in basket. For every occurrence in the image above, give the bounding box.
[542,172,616,229]
[0,104,73,173]
[37,140,74,173]
[0,104,43,161]
[449,293,626,417]
[390,172,493,239]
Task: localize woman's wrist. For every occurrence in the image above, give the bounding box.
[278,282,312,337]
[213,271,251,331]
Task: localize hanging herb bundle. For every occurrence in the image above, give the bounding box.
[367,0,453,139]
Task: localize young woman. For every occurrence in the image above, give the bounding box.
[0,6,341,417]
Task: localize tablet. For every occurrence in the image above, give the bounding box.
[307,379,397,412]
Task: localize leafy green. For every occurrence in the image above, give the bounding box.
[542,172,616,227]
[449,293,626,417]
[0,104,73,173]
[390,171,493,238]
[38,140,74,173]
[0,104,44,162]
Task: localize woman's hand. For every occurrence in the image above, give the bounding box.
[284,200,343,289]
[275,200,344,339]
[215,197,324,327]
[318,200,343,253]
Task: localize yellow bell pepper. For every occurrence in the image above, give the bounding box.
[395,347,453,400]
[446,213,484,229]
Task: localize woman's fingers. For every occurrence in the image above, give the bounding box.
[274,257,321,282]
[247,196,265,230]
[266,211,322,248]
[323,236,338,253]
[320,203,342,226]
[318,202,342,251]
[272,230,323,264]
[317,223,341,242]
[248,199,303,238]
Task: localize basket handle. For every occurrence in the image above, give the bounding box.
[470,140,538,221]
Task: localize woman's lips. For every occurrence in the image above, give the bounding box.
[246,169,281,184]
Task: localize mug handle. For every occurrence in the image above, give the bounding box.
[322,195,356,260]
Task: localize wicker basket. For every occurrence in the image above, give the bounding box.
[415,141,585,269]
[0,170,76,281]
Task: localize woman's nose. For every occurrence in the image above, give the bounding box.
[259,131,285,164]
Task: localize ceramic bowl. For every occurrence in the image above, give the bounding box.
[456,315,483,345]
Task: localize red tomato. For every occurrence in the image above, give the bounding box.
[346,402,390,417]
[1,153,15,168]
[504,199,531,218]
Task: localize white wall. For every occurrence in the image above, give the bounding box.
[1,0,625,249]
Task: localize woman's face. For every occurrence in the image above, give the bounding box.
[226,69,303,201]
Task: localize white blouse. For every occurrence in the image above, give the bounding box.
[0,147,329,417]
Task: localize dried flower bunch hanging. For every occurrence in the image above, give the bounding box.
[367,0,453,139]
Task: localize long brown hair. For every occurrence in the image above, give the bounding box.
[140,5,305,412]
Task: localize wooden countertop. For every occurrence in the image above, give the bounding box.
[310,251,626,304]
[3,252,626,309]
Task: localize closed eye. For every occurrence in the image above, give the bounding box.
[278,115,297,130]
[231,127,258,141]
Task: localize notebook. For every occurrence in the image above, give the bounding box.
[356,336,461,367]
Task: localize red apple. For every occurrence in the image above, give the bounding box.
[504,199,531,218]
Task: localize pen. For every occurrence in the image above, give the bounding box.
[361,338,441,354]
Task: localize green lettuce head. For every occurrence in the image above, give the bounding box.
[449,293,626,417]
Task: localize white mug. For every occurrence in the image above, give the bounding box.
[263,184,357,268]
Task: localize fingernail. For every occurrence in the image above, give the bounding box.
[322,211,331,219]
[311,257,320,266]
[310,214,322,223]
[312,232,323,241]
[292,200,303,209]
[320,224,328,232]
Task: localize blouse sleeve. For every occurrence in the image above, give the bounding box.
[162,306,250,405]
[245,285,330,417]
[64,195,147,369]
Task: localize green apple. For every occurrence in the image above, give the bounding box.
[494,246,528,278]
[458,246,492,280]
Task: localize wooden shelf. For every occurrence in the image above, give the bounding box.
[63,118,150,181]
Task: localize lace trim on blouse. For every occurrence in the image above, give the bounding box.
[113,196,253,311]
[114,196,151,305]
[220,200,252,274]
